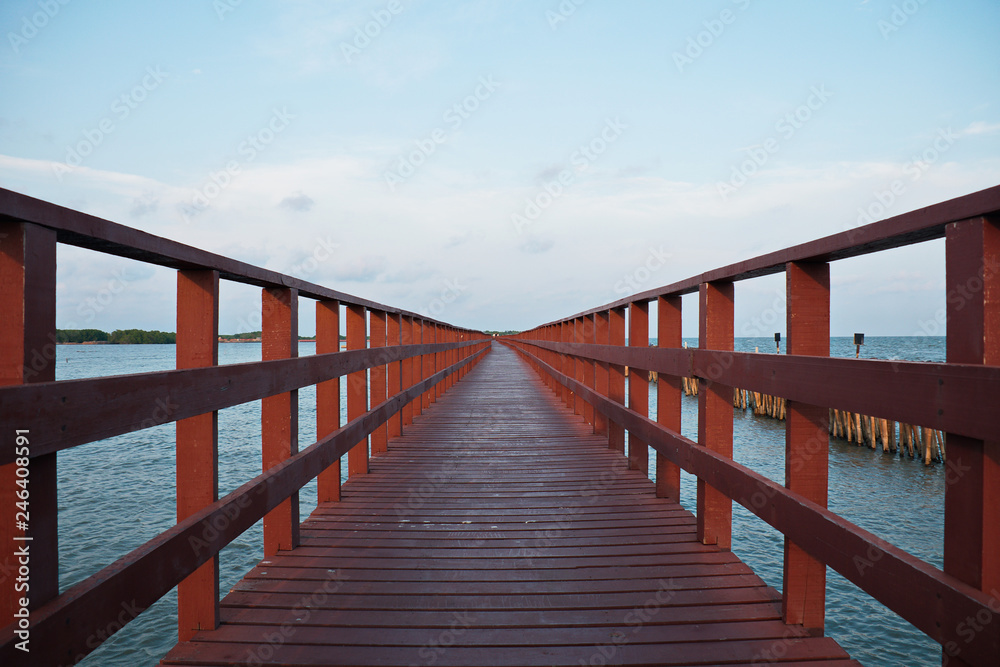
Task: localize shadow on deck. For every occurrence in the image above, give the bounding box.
[160,344,857,667]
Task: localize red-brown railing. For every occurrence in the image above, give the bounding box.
[0,187,490,666]
[504,185,999,667]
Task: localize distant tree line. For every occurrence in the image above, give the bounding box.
[108,329,176,344]
[56,329,175,344]
[484,330,520,336]
[219,331,262,340]
[56,329,110,343]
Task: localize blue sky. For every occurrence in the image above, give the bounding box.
[2,0,998,336]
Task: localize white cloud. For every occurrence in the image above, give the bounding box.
[2,150,998,334]
[960,121,1000,136]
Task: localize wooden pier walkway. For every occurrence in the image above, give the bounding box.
[160,344,857,667]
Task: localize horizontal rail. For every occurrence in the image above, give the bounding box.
[0,341,480,464]
[519,340,1000,442]
[505,339,999,666]
[538,184,1000,325]
[0,343,489,667]
[0,188,453,324]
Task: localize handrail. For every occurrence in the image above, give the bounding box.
[0,341,482,463]
[537,183,1000,324]
[504,184,999,667]
[0,186,491,665]
[520,341,999,443]
[0,188,447,320]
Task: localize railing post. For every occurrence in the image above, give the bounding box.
[561,320,573,408]
[423,321,435,410]
[0,222,58,617]
[943,216,999,666]
[432,323,442,402]
[628,301,649,475]
[573,318,584,417]
[783,262,830,632]
[657,295,682,500]
[594,311,610,437]
[262,287,299,556]
[697,280,734,548]
[387,312,402,439]
[608,307,626,453]
[346,304,368,476]
[316,300,341,502]
[369,309,388,456]
[414,320,425,417]
[402,316,414,425]
[450,327,458,387]
[176,269,220,640]
[583,314,596,428]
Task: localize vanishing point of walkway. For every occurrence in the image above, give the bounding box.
[160,344,858,666]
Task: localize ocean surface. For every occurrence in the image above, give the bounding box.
[52,337,946,666]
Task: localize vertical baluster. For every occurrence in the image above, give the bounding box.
[387,312,402,439]
[594,311,610,437]
[608,307,626,453]
[414,320,425,417]
[697,281,734,548]
[262,287,299,555]
[783,262,830,632]
[369,309,387,456]
[943,216,999,667]
[0,222,58,617]
[402,316,414,424]
[316,300,341,502]
[628,301,649,475]
[423,321,435,410]
[561,320,573,408]
[657,296,682,500]
[176,270,220,639]
[346,304,368,476]
[432,323,442,402]
[573,318,584,417]
[583,314,596,428]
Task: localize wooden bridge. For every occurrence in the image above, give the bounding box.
[1,184,998,666]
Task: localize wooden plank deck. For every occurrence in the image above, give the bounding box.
[160,344,859,667]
